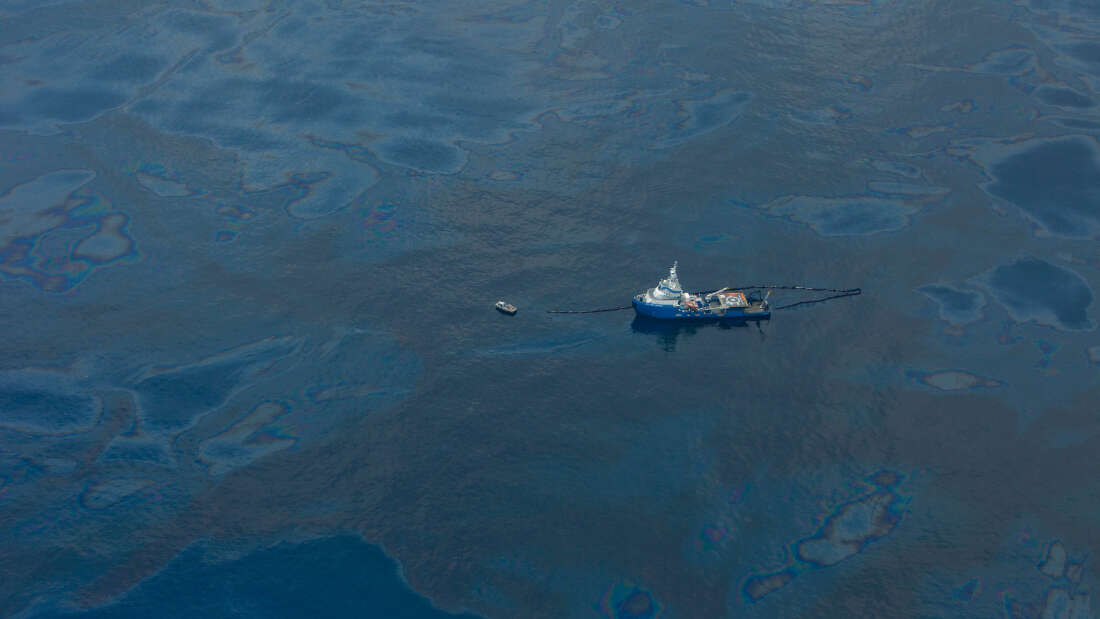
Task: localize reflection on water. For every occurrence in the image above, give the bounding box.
[630,315,767,352]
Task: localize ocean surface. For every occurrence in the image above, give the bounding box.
[1,0,1098,617]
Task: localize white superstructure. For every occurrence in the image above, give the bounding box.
[643,262,684,305]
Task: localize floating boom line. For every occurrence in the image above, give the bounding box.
[546,305,634,314]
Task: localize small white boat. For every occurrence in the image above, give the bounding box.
[495,300,517,315]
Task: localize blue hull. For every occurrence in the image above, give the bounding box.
[632,298,770,320]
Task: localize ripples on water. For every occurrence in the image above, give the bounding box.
[1,0,1098,617]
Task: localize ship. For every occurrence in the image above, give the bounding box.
[632,262,770,320]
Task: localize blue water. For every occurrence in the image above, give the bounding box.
[43,536,478,619]
[1,0,1097,617]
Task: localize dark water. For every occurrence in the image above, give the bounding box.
[47,536,479,619]
[1,0,1098,617]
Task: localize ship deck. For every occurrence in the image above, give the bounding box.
[699,300,770,315]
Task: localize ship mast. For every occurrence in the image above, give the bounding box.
[663,261,680,291]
